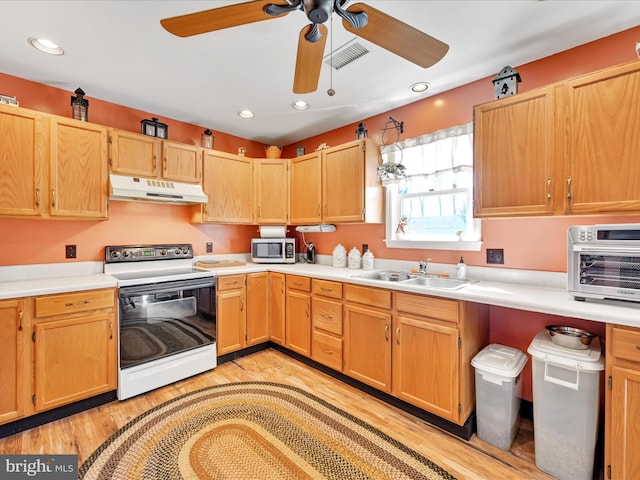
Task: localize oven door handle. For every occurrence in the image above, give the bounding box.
[572,245,640,254]
[119,279,215,297]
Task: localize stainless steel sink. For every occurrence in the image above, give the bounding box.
[400,276,473,290]
[353,270,410,282]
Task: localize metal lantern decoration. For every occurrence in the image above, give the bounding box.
[355,122,368,139]
[70,87,89,121]
[201,129,214,149]
[492,66,522,99]
[141,117,169,139]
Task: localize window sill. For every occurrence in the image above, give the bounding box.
[384,239,483,251]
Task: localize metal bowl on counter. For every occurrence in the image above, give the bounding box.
[546,325,596,350]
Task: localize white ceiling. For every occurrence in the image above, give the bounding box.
[2,1,640,146]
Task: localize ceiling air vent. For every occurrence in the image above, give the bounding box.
[324,40,370,70]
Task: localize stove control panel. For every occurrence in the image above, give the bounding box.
[105,244,194,263]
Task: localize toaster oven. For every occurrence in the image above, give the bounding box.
[568,224,640,302]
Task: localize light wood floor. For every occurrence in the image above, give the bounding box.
[0,349,555,479]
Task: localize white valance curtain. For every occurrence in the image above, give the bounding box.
[379,122,473,187]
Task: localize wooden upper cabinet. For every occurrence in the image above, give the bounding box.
[323,139,383,223]
[162,141,202,184]
[199,150,254,223]
[0,105,48,217]
[109,129,160,178]
[290,151,322,224]
[473,85,556,217]
[255,158,289,224]
[564,61,640,214]
[49,116,109,219]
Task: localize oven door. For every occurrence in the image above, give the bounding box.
[569,246,640,302]
[118,278,216,369]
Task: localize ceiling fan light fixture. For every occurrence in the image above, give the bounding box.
[410,82,429,93]
[28,37,64,55]
[292,100,309,110]
[237,109,255,119]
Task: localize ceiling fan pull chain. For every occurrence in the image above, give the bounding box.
[327,10,335,96]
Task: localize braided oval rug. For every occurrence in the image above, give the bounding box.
[79,382,457,480]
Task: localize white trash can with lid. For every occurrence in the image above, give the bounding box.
[528,329,604,480]
[471,344,528,450]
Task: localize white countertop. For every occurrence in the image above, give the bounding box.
[1,258,639,328]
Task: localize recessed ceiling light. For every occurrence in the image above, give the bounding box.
[291,100,309,110]
[28,37,64,55]
[237,109,254,119]
[410,82,429,93]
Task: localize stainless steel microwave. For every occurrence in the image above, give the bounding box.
[568,224,640,302]
[251,238,296,264]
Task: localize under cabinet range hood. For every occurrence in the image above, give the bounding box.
[109,174,208,205]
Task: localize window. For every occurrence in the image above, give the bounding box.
[381,122,481,251]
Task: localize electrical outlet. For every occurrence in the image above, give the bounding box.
[65,244,77,259]
[486,248,504,264]
[206,242,213,253]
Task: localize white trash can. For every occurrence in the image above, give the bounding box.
[471,344,528,450]
[528,329,604,480]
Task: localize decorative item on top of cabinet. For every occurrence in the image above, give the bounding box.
[265,145,282,158]
[201,129,214,149]
[70,87,89,121]
[0,94,19,106]
[492,66,521,99]
[140,117,168,139]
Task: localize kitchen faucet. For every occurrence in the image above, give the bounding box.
[418,259,431,276]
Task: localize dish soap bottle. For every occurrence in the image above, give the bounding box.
[456,256,467,280]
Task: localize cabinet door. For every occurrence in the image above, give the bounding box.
[0,299,28,424]
[393,314,459,422]
[216,275,246,355]
[256,159,289,224]
[323,141,366,223]
[162,141,202,183]
[201,150,254,223]
[269,272,286,346]
[0,105,47,217]
[610,365,640,479]
[473,86,556,217]
[109,129,160,177]
[33,312,116,412]
[564,62,640,214]
[290,152,322,224]
[246,272,269,346]
[285,289,311,356]
[343,303,391,393]
[49,117,108,219]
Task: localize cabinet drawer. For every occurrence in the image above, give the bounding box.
[395,292,458,323]
[217,274,245,291]
[312,279,342,299]
[344,284,391,309]
[286,275,311,292]
[34,289,114,318]
[611,326,640,364]
[312,330,343,371]
[312,297,342,335]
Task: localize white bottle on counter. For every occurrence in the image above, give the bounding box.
[332,244,347,267]
[362,249,375,270]
[457,256,467,280]
[348,247,362,269]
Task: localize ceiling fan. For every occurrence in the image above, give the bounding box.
[160,0,449,94]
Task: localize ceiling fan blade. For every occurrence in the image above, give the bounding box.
[161,1,282,38]
[343,3,449,68]
[293,24,328,94]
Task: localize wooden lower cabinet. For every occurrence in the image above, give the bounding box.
[32,289,117,414]
[216,273,269,355]
[269,272,286,346]
[343,284,392,393]
[0,299,29,424]
[606,323,640,479]
[285,275,311,356]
